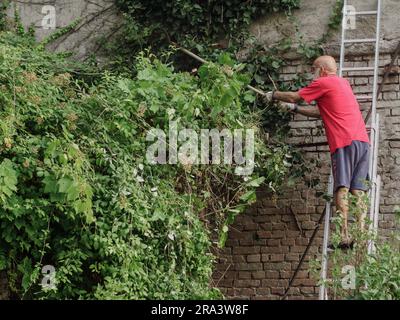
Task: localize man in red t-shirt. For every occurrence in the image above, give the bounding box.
[263,55,370,249]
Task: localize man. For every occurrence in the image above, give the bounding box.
[263,55,370,249]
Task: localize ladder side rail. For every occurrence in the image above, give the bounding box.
[371,0,382,125]
[319,173,334,300]
[338,0,348,78]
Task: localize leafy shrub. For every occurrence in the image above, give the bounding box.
[0,30,302,299]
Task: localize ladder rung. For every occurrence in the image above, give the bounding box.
[342,67,375,72]
[344,39,376,44]
[347,10,378,16]
[329,217,356,223]
[356,95,373,100]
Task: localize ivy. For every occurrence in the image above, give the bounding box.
[0,1,9,31]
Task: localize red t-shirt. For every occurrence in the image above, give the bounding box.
[298,75,369,154]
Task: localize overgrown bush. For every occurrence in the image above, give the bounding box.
[0,30,303,299]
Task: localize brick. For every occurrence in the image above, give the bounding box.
[290,244,308,253]
[242,223,259,231]
[234,288,255,296]
[300,287,316,294]
[354,77,368,85]
[270,287,285,295]
[285,253,300,261]
[287,287,300,295]
[267,239,280,246]
[247,254,261,263]
[270,231,285,239]
[302,221,316,230]
[282,239,295,246]
[291,121,316,129]
[391,108,400,116]
[272,223,286,230]
[287,230,301,237]
[263,262,291,271]
[233,246,260,255]
[261,246,289,254]
[269,254,285,262]
[256,231,272,239]
[252,271,265,279]
[389,141,400,148]
[295,238,309,246]
[215,263,232,271]
[383,92,398,100]
[293,278,316,286]
[259,223,272,231]
[217,279,233,287]
[229,230,252,240]
[238,272,251,279]
[262,279,287,287]
[265,270,280,279]
[255,288,270,295]
[239,239,255,246]
[235,263,263,271]
[234,280,260,288]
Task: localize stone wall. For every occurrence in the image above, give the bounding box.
[213,52,400,300]
[250,0,400,57]
[6,0,122,61]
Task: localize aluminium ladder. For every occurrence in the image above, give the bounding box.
[319,0,382,300]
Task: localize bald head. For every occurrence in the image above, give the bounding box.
[313,56,338,75]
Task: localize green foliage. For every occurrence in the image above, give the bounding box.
[0,1,9,31]
[311,196,400,300]
[115,0,300,45]
[106,0,300,72]
[0,31,303,299]
[328,0,344,32]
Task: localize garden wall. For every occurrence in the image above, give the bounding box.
[2,0,399,300]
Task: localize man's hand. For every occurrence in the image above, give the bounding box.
[282,103,321,118]
[280,102,297,112]
[261,91,275,104]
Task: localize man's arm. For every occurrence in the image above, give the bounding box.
[280,103,321,119]
[273,91,303,103]
[262,90,320,118]
[295,105,321,118]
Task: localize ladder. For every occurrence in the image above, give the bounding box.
[319,0,382,300]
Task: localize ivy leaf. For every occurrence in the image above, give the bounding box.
[57,177,74,193]
[218,53,234,67]
[246,176,265,187]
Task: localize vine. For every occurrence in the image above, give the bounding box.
[0,1,9,31]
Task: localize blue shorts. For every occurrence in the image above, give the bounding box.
[331,140,370,192]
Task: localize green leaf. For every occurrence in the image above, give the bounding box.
[246,176,265,187]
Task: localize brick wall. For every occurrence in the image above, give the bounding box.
[214,53,400,300]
